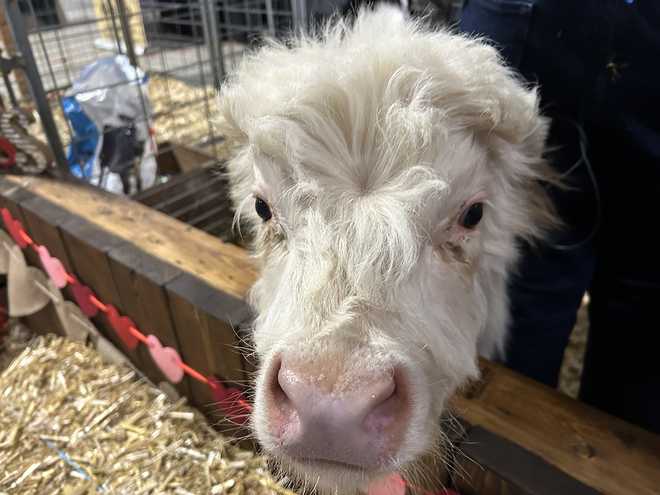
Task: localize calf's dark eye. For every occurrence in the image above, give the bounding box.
[459,202,483,229]
[255,197,272,221]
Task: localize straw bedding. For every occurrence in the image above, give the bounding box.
[0,333,295,495]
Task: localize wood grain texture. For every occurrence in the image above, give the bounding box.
[19,196,75,275]
[166,272,252,416]
[108,244,191,397]
[132,167,211,208]
[453,427,599,495]
[1,176,254,419]
[58,216,144,367]
[452,359,660,495]
[4,176,257,300]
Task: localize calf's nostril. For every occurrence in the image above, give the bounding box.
[368,374,397,406]
[263,359,410,468]
[271,359,404,423]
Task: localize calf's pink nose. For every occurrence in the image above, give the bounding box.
[267,357,407,468]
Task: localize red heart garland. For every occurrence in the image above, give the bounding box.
[71,282,99,318]
[105,305,138,350]
[145,334,184,383]
[208,376,251,425]
[0,208,256,432]
[37,245,68,288]
[2,209,28,248]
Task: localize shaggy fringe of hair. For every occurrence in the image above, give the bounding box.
[218,5,559,240]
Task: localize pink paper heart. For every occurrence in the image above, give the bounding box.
[71,282,98,318]
[367,473,407,495]
[37,245,68,288]
[106,305,139,350]
[367,474,460,495]
[146,335,184,383]
[2,208,28,248]
[209,376,251,425]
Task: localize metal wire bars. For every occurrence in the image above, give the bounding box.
[1,0,462,176]
[1,0,305,173]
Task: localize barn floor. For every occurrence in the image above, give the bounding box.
[0,331,296,494]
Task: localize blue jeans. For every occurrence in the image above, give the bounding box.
[460,0,660,433]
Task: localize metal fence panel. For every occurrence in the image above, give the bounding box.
[1,0,304,176]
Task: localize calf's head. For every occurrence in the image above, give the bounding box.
[220,7,555,493]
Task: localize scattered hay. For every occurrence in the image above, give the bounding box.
[0,335,294,495]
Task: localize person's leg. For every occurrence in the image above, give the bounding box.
[505,246,593,387]
[579,125,660,434]
[575,0,660,434]
[583,271,660,433]
[504,117,597,387]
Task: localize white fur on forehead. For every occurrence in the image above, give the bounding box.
[220,5,553,318]
[219,6,549,234]
[219,5,542,155]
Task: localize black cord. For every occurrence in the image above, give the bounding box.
[551,120,602,252]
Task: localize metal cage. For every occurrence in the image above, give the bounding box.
[1,0,305,176]
[0,0,461,167]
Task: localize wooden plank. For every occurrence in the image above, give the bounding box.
[58,215,143,367]
[170,143,218,173]
[16,197,74,337]
[4,176,257,300]
[132,166,211,207]
[453,427,599,495]
[0,180,40,266]
[107,244,191,397]
[166,272,251,419]
[143,141,216,177]
[451,360,660,495]
[19,196,75,275]
[0,177,256,441]
[167,272,251,383]
[171,188,225,223]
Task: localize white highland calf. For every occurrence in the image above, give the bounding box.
[220,6,556,494]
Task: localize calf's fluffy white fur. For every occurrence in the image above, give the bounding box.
[219,6,555,493]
